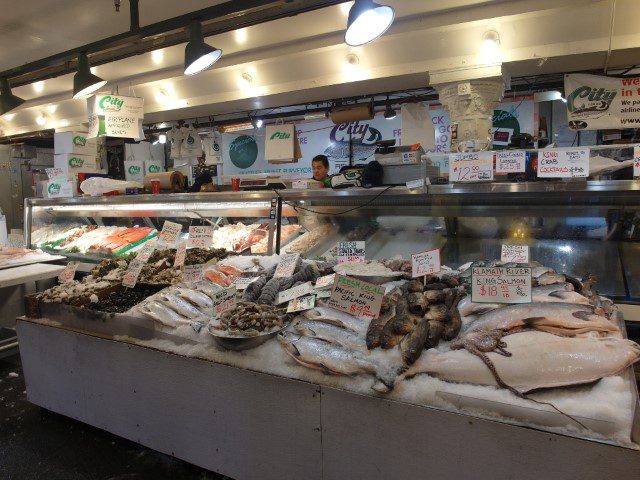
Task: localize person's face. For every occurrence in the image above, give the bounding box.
[312,161,329,181]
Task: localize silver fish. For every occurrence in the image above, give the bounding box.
[157,293,204,319]
[536,272,566,286]
[278,332,402,392]
[462,302,618,336]
[175,287,213,309]
[531,266,554,278]
[399,331,640,393]
[192,281,223,299]
[303,306,369,334]
[294,319,365,350]
[138,302,191,328]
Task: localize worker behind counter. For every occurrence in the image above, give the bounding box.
[311,154,331,187]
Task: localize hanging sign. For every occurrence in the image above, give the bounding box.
[274,253,300,278]
[187,226,214,249]
[105,115,139,138]
[122,259,145,288]
[276,281,313,304]
[634,146,640,178]
[287,295,316,313]
[183,264,205,283]
[537,148,589,178]
[501,244,530,263]
[174,242,186,267]
[471,266,532,304]
[58,261,79,283]
[411,248,441,278]
[327,274,384,318]
[495,151,526,174]
[158,220,182,246]
[212,286,237,317]
[337,241,365,263]
[449,152,494,182]
[87,94,144,139]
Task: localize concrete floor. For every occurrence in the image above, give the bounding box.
[0,354,228,480]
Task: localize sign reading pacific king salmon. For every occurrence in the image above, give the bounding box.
[565,73,640,130]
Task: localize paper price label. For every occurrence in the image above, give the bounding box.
[45,167,66,180]
[287,295,316,313]
[538,148,589,178]
[327,274,384,319]
[187,226,214,249]
[315,273,336,291]
[501,244,529,263]
[292,180,308,189]
[183,264,204,283]
[495,151,526,174]
[471,266,532,304]
[634,146,640,178]
[450,152,494,182]
[233,276,260,290]
[122,259,145,288]
[174,242,186,267]
[277,281,313,305]
[274,253,300,278]
[58,261,79,283]
[7,233,25,248]
[159,220,182,246]
[212,286,237,317]
[316,290,331,299]
[337,241,365,263]
[136,242,156,263]
[411,248,441,278]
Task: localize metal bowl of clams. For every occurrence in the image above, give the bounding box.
[206,322,290,351]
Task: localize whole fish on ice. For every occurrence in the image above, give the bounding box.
[294,319,365,350]
[303,306,370,334]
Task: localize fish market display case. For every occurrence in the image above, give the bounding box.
[17,181,640,479]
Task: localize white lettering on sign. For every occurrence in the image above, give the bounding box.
[327,274,384,318]
[411,248,441,278]
[187,226,214,249]
[58,261,79,283]
[158,220,182,246]
[537,148,589,178]
[337,241,365,263]
[233,276,260,290]
[292,180,309,189]
[449,152,494,182]
[277,281,313,305]
[122,259,145,288]
[274,253,300,278]
[136,242,156,263]
[471,266,532,304]
[287,295,316,313]
[183,264,204,283]
[315,273,336,291]
[212,286,237,317]
[495,151,526,174]
[634,146,640,178]
[501,244,530,263]
[174,242,186,267]
[45,167,66,180]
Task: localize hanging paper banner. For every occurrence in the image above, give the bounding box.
[87,94,144,139]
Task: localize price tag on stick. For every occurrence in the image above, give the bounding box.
[158,220,182,246]
[277,281,313,304]
[233,276,260,290]
[315,273,336,291]
[187,226,214,249]
[411,248,441,278]
[471,266,532,304]
[337,241,365,263]
[174,242,186,267]
[136,242,156,263]
[327,274,384,318]
[212,286,237,317]
[287,295,316,313]
[58,261,79,283]
[501,244,529,263]
[122,259,145,288]
[183,264,204,283]
[274,253,300,278]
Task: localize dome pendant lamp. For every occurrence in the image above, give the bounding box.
[345,0,395,47]
[73,52,107,99]
[0,77,25,116]
[184,21,223,76]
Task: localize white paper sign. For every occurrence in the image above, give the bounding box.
[123,259,145,288]
[187,226,214,249]
[136,243,155,263]
[316,290,331,299]
[450,152,494,182]
[315,273,336,291]
[501,244,530,263]
[212,286,237,317]
[495,151,526,174]
[274,253,300,278]
[159,221,182,246]
[327,274,384,318]
[411,248,441,278]
[634,146,640,178]
[105,114,139,138]
[183,264,204,283]
[233,276,260,290]
[471,266,532,304]
[174,242,186,267]
[46,181,74,198]
[58,261,79,283]
[337,241,365,263]
[277,281,313,304]
[292,180,309,189]
[287,295,316,313]
[45,167,66,180]
[537,148,589,178]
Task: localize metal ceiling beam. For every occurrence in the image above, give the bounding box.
[1,0,348,88]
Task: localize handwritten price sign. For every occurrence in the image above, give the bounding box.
[327,274,384,319]
[174,242,186,267]
[411,248,441,278]
[495,151,526,174]
[158,220,182,246]
[58,261,79,283]
[212,286,237,317]
[537,148,589,178]
[274,253,300,278]
[337,241,365,263]
[471,266,532,304]
[183,264,204,283]
[122,259,145,288]
[501,244,529,263]
[449,152,494,182]
[287,295,316,313]
[634,146,640,178]
[187,226,214,249]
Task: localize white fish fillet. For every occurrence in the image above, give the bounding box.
[400,331,640,393]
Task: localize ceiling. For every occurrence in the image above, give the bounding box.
[1,0,639,138]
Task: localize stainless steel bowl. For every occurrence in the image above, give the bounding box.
[206,321,290,351]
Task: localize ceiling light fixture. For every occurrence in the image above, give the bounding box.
[0,78,25,116]
[158,134,167,144]
[384,103,396,120]
[250,116,263,129]
[345,0,395,46]
[73,51,107,99]
[184,21,223,76]
[35,114,46,126]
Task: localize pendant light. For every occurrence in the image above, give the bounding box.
[384,104,396,120]
[73,52,107,99]
[0,77,25,116]
[184,21,223,76]
[345,0,395,47]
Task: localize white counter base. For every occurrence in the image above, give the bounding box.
[17,319,640,480]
